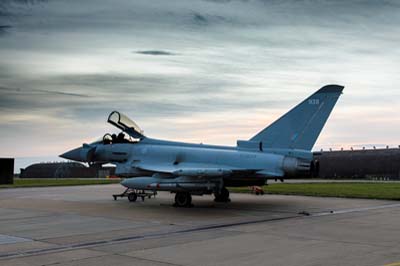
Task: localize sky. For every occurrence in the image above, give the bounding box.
[1,0,400,172]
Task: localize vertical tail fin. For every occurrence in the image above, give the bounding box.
[250,84,344,151]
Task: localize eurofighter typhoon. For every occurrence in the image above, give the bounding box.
[61,85,343,207]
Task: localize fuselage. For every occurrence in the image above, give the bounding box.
[92,137,312,186]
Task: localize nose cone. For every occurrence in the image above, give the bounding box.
[60,147,83,161]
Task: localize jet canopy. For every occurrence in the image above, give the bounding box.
[107,111,145,139]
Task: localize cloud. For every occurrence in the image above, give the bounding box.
[1,0,400,161]
[0,86,89,98]
[0,0,46,22]
[35,89,89,98]
[0,0,48,37]
[0,86,92,119]
[135,50,177,56]
[193,13,208,26]
[0,25,11,34]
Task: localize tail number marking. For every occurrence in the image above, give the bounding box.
[308,99,320,105]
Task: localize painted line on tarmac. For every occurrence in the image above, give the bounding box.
[312,203,400,217]
[0,214,301,260]
[2,202,400,260]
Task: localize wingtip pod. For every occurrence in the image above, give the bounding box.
[316,84,344,94]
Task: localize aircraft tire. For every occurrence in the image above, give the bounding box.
[214,187,230,202]
[174,192,192,207]
[128,193,137,202]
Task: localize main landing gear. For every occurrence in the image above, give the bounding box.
[174,192,193,207]
[214,187,230,202]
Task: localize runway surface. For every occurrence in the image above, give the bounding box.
[1,184,400,266]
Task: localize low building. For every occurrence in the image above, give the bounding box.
[314,148,400,179]
[20,162,115,178]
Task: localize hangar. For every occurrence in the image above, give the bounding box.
[314,147,400,179]
[20,162,115,178]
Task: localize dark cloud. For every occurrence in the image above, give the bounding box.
[0,25,11,35]
[0,86,89,98]
[189,12,233,27]
[43,73,247,96]
[0,0,48,37]
[35,89,89,98]
[45,73,179,94]
[193,13,208,26]
[1,0,46,3]
[0,1,44,20]
[0,0,47,9]
[135,50,177,56]
[0,86,92,120]
[201,0,233,3]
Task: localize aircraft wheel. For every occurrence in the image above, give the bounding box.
[214,187,230,202]
[128,193,137,202]
[174,192,192,207]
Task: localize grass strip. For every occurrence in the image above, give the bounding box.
[229,182,400,200]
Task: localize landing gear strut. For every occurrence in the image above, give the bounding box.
[214,187,230,202]
[174,192,192,207]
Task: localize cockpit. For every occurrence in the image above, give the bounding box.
[100,111,145,145]
[107,111,144,139]
[102,132,135,145]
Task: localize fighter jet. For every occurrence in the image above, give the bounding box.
[61,84,343,207]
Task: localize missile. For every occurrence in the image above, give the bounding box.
[121,177,218,192]
[172,168,232,177]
